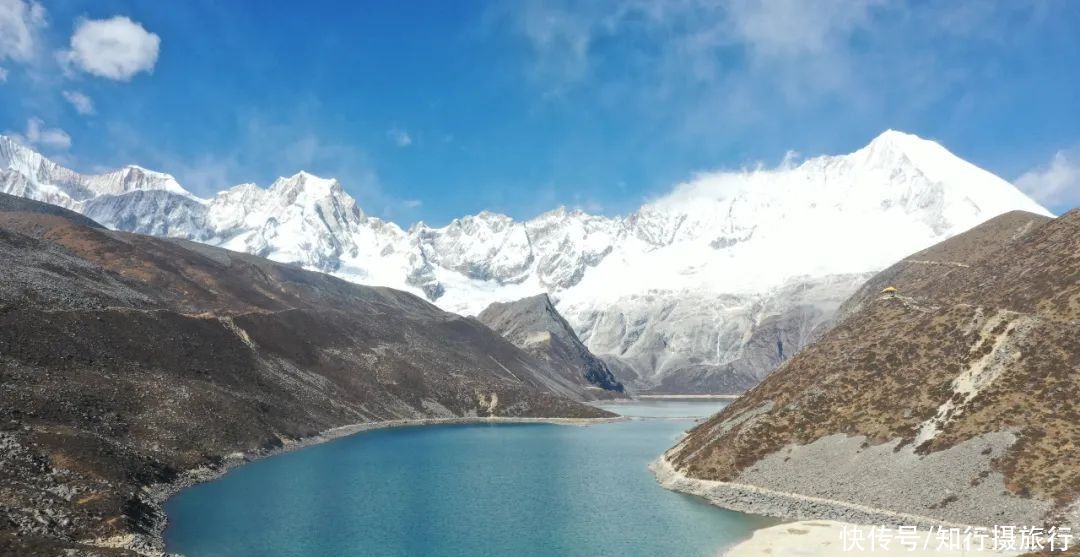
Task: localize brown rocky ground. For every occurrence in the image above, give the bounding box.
[667,209,1078,528]
[0,193,611,556]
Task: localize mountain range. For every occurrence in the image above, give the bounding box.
[0,131,1052,393]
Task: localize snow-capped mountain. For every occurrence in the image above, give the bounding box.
[0,131,1052,392]
[0,137,190,205]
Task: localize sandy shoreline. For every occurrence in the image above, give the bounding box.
[90,415,625,556]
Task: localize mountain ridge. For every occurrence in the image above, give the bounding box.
[0,131,1052,393]
[478,293,625,397]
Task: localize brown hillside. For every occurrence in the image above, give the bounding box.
[668,209,1078,525]
[0,193,609,556]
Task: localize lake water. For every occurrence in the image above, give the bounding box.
[165,399,775,557]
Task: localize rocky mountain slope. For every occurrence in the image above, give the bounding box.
[661,209,1078,530]
[0,131,1052,393]
[478,294,625,398]
[0,193,611,556]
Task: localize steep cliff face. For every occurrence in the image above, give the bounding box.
[478,294,625,399]
[0,193,609,556]
[664,210,1078,529]
[1,131,1052,393]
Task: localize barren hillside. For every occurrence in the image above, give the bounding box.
[664,210,1078,529]
[0,193,610,556]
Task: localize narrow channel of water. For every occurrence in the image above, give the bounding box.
[165,399,775,557]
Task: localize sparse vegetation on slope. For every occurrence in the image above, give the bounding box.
[0,194,610,556]
[667,210,1078,526]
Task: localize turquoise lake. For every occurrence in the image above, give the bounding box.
[164,400,775,557]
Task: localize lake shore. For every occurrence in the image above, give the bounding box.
[635,394,741,400]
[650,455,1030,556]
[89,415,625,556]
[650,454,974,531]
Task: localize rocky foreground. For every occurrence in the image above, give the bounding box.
[0,193,611,556]
[661,210,1079,532]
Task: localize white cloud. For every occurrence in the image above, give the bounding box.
[493,1,1061,153]
[497,0,881,104]
[0,66,7,81]
[60,16,160,81]
[511,1,596,83]
[724,0,880,57]
[0,0,46,63]
[6,117,71,150]
[62,90,94,114]
[1015,150,1080,210]
[388,127,413,147]
[402,199,422,209]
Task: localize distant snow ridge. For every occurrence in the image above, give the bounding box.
[0,130,1051,393]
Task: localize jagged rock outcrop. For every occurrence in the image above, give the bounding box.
[663,209,1078,529]
[478,294,625,399]
[0,193,610,556]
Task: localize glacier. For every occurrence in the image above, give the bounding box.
[0,130,1051,393]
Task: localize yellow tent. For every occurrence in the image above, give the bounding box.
[881,286,898,294]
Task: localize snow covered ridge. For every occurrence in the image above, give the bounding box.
[0,131,1051,393]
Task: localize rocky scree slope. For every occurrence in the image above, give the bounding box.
[0,193,610,556]
[664,210,1078,529]
[478,294,625,398]
[0,132,1052,394]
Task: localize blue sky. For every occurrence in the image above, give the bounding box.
[1,0,1078,224]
